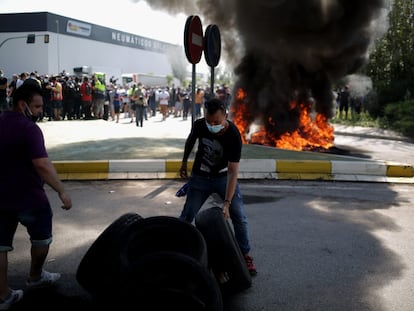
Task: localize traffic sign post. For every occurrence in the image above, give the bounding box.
[204,24,221,98]
[184,15,203,125]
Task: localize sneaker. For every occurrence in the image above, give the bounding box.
[244,254,257,276]
[26,270,61,289]
[0,289,23,310]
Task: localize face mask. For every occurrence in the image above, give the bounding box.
[24,103,38,122]
[206,121,224,134]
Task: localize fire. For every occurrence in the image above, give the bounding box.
[231,88,334,151]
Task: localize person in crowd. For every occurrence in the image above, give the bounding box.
[195,87,205,119]
[178,98,257,276]
[147,87,157,117]
[61,76,76,120]
[0,70,8,113]
[0,83,72,310]
[72,76,83,120]
[23,72,41,88]
[174,87,183,117]
[182,88,191,121]
[158,87,170,121]
[112,86,121,123]
[47,76,63,121]
[338,85,350,120]
[80,76,93,120]
[128,84,137,123]
[132,83,147,127]
[6,74,18,108]
[15,72,27,89]
[41,76,53,121]
[91,75,106,119]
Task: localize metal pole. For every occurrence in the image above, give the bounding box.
[210,66,215,98]
[56,20,60,74]
[191,63,196,125]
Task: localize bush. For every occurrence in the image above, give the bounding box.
[382,100,414,138]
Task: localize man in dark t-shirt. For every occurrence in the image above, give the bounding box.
[178,98,257,276]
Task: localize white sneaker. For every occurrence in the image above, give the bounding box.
[26,270,61,289]
[0,289,23,310]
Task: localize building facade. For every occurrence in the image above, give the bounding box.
[0,12,182,84]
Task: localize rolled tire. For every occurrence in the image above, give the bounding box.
[76,212,143,298]
[118,251,223,311]
[120,216,208,269]
[195,206,252,295]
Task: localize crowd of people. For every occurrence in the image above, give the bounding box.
[335,85,366,120]
[0,70,256,310]
[0,69,233,128]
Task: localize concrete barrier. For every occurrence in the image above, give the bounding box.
[53,159,414,183]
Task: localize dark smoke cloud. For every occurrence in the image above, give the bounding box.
[131,0,386,137]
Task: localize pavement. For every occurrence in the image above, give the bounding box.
[6,113,414,311]
[37,112,414,184]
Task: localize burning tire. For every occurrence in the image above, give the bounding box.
[118,251,223,311]
[76,212,143,298]
[195,206,252,295]
[119,215,208,268]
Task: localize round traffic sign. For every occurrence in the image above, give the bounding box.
[184,15,203,64]
[204,24,221,68]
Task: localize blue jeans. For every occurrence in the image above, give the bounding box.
[0,202,53,252]
[179,173,251,254]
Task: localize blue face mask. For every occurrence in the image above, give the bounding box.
[205,121,224,134]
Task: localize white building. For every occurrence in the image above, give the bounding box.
[0,12,183,85]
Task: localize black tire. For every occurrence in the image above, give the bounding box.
[119,215,208,268]
[195,206,252,295]
[117,251,223,311]
[76,212,143,297]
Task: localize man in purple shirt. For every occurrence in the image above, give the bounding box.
[0,83,72,310]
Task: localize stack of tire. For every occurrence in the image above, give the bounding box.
[76,207,251,310]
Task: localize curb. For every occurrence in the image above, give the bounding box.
[53,159,414,184]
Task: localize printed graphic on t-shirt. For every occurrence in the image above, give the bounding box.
[200,138,223,173]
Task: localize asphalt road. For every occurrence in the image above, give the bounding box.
[37,116,414,165]
[6,117,414,310]
[8,179,414,311]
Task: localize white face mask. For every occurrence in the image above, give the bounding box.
[205,121,224,134]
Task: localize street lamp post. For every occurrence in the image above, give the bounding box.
[56,20,60,74]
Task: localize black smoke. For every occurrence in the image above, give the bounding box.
[132,0,386,138]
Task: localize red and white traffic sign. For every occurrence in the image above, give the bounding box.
[184,15,204,65]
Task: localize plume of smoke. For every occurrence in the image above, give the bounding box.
[232,0,386,137]
[132,0,386,137]
[346,74,373,98]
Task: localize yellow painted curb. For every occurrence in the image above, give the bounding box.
[166,160,193,172]
[58,173,109,180]
[53,160,109,173]
[386,163,414,177]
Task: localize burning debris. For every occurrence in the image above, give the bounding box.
[134,0,386,150]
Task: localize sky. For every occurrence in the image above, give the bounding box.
[0,0,188,45]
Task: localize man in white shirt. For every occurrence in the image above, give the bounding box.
[158,87,170,121]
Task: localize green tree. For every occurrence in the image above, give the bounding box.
[366,0,414,116]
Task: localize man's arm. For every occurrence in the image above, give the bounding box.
[179,129,197,178]
[32,157,72,210]
[222,161,239,219]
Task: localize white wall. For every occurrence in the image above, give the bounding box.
[0,31,174,82]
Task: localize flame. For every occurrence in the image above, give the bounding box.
[232,88,252,144]
[231,88,334,151]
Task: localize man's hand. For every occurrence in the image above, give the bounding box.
[179,163,188,179]
[222,201,230,219]
[59,192,72,210]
